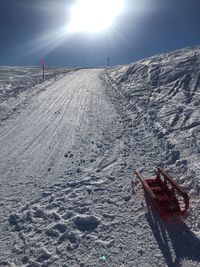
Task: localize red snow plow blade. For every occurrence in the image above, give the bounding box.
[135,167,189,217]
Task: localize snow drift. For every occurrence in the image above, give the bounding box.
[103,45,200,192]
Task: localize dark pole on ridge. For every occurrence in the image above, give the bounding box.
[106,57,110,67]
[41,59,45,80]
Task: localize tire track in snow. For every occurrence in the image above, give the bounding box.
[0,68,139,267]
[0,70,108,208]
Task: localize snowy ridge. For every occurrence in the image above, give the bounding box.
[104,45,200,183]
[103,44,200,233]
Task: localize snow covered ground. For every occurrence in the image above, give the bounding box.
[0,66,74,122]
[0,46,200,267]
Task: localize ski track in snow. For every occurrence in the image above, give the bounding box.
[0,46,200,267]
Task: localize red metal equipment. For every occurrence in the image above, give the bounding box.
[135,167,189,217]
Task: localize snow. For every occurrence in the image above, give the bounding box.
[0,46,200,266]
[0,66,75,122]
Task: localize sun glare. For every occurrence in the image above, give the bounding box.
[67,0,124,33]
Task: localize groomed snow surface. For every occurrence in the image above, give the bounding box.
[0,46,200,267]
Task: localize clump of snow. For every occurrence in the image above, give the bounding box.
[8,213,21,225]
[36,247,52,263]
[73,214,101,231]
[52,223,68,233]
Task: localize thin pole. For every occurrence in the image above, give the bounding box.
[41,58,45,80]
[106,57,110,67]
[42,63,45,80]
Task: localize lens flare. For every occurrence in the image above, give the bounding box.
[67,0,124,33]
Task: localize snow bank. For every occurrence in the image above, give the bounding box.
[103,45,200,234]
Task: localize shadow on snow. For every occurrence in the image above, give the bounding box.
[145,197,200,267]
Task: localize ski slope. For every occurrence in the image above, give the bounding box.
[0,46,200,267]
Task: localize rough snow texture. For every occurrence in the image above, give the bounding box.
[0,66,75,122]
[0,46,200,267]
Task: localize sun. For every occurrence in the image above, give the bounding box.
[67,0,124,33]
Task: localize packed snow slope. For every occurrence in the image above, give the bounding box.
[0,66,74,122]
[0,46,200,267]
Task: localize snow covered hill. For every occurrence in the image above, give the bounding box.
[103,45,200,195]
[0,46,200,267]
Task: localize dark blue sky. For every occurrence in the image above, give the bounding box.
[0,0,200,67]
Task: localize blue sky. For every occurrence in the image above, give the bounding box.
[0,0,200,67]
